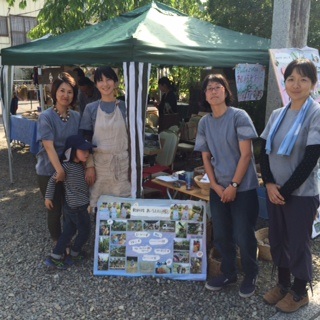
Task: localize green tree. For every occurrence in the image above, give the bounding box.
[204,0,320,48]
[205,0,273,39]
[308,0,320,48]
[6,0,32,9]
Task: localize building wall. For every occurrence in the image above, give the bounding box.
[0,0,46,79]
[0,0,45,51]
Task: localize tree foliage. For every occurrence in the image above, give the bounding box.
[308,0,320,48]
[6,0,33,9]
[205,0,273,39]
[204,0,320,48]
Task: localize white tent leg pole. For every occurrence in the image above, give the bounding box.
[7,139,13,183]
[38,68,45,111]
[1,65,14,183]
[39,84,45,111]
[0,96,13,183]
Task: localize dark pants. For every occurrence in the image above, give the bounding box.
[267,195,319,282]
[210,188,259,279]
[37,175,64,242]
[53,202,91,255]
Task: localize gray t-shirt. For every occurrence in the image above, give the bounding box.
[261,100,320,196]
[79,100,127,131]
[194,107,259,191]
[36,107,80,176]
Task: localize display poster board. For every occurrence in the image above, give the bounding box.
[269,47,320,106]
[93,196,207,280]
[38,67,64,85]
[235,64,265,102]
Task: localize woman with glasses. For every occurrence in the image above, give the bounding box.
[194,74,259,298]
[80,66,131,212]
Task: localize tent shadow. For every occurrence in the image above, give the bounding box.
[0,143,39,203]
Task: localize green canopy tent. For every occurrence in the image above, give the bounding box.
[0,1,270,195]
[1,1,270,66]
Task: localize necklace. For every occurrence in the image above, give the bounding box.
[53,106,70,122]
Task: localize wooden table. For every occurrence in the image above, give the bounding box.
[152,178,209,201]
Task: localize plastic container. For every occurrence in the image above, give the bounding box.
[185,170,194,190]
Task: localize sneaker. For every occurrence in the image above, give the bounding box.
[275,290,309,313]
[64,255,74,266]
[263,284,289,305]
[68,250,87,264]
[239,276,257,298]
[205,274,237,291]
[45,256,68,270]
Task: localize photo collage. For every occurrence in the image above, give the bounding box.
[94,198,207,280]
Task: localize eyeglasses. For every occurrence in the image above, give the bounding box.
[205,86,223,93]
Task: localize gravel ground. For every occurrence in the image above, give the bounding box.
[1,112,320,320]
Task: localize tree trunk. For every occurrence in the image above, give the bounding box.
[265,0,311,123]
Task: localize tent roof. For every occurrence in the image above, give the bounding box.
[1,1,271,67]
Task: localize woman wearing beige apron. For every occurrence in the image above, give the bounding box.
[79,67,131,210]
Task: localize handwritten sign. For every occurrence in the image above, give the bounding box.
[93,196,207,280]
[235,64,265,102]
[269,47,320,105]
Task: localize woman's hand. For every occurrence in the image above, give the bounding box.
[42,140,65,182]
[266,183,285,205]
[221,185,237,203]
[86,167,96,186]
[212,184,225,199]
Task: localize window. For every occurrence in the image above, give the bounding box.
[10,15,37,46]
[0,16,8,36]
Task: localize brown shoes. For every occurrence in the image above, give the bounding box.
[275,290,309,313]
[263,284,289,305]
[264,285,309,313]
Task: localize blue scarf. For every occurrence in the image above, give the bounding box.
[266,96,313,156]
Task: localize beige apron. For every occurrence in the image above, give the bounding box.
[90,101,131,207]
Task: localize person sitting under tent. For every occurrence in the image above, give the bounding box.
[77,77,101,116]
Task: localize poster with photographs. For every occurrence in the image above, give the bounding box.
[94,196,207,280]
